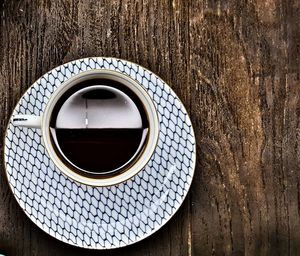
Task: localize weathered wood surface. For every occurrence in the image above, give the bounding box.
[0,0,300,255]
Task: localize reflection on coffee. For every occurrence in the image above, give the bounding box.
[49,79,149,178]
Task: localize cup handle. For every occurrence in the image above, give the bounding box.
[12,114,42,129]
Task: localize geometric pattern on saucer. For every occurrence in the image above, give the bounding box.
[4,57,196,249]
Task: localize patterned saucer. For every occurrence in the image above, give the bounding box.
[4,57,196,249]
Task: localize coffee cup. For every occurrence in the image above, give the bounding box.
[13,70,159,186]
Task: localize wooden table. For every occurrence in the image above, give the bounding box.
[0,0,299,255]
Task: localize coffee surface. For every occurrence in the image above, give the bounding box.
[53,128,146,174]
[49,79,149,177]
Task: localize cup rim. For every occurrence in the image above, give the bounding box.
[41,69,160,187]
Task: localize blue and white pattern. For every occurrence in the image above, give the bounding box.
[4,57,196,249]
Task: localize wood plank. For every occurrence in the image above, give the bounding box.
[190,0,300,255]
[0,0,191,255]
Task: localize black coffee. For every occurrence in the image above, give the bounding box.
[49,78,149,178]
[52,128,147,174]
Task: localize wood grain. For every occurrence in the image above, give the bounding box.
[0,0,299,255]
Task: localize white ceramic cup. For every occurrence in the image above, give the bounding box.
[13,70,159,186]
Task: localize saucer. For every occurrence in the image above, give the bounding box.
[4,57,196,249]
